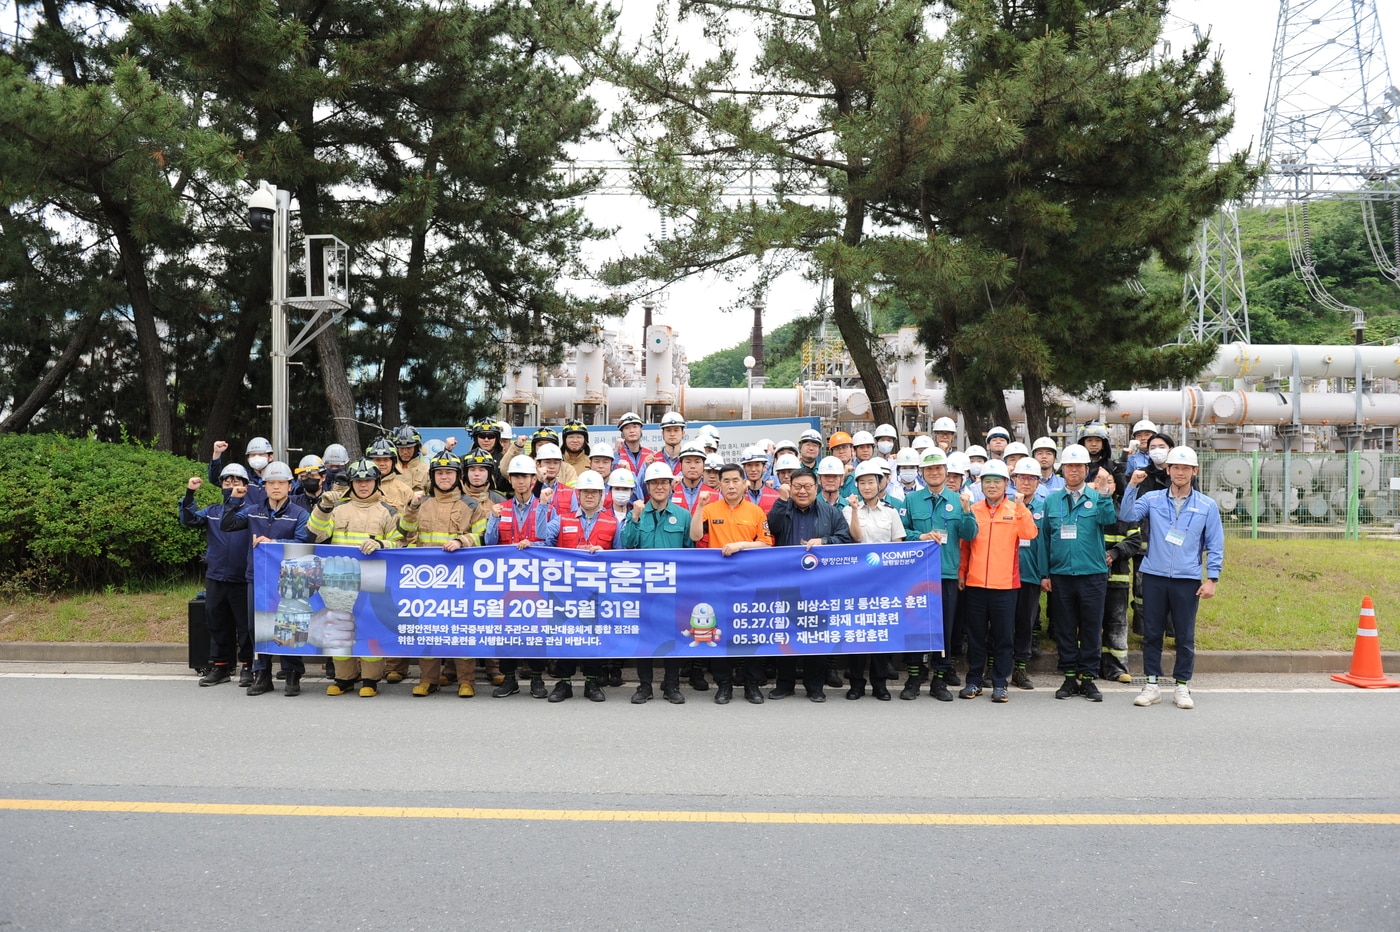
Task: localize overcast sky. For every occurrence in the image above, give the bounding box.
[574,0,1400,363]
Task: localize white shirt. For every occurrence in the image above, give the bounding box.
[843,500,908,544]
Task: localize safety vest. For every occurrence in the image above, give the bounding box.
[614,445,652,475]
[558,510,619,550]
[540,481,575,516]
[496,499,547,545]
[671,481,708,515]
[745,485,780,514]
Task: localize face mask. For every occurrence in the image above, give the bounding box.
[898,467,918,484]
[300,478,321,495]
[876,441,895,455]
[968,462,983,478]
[1149,448,1170,466]
[247,455,269,472]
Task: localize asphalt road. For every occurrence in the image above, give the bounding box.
[2,663,1397,930]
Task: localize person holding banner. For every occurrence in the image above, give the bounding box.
[484,455,561,699]
[842,459,907,700]
[958,459,1038,704]
[691,464,774,705]
[544,470,619,703]
[621,461,696,704]
[901,448,978,700]
[306,459,414,697]
[408,453,484,698]
[767,467,853,702]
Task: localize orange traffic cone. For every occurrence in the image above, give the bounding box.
[1331,597,1400,688]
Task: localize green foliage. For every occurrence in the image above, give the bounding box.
[0,434,215,593]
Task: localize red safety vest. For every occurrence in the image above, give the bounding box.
[746,485,781,514]
[558,510,619,550]
[496,499,546,545]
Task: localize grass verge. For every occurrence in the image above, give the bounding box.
[0,540,1397,650]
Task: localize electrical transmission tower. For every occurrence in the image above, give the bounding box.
[1256,0,1400,337]
[1183,203,1251,344]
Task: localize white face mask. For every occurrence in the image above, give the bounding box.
[1148,448,1170,466]
[876,441,895,455]
[898,467,918,484]
[247,455,270,472]
[968,462,984,478]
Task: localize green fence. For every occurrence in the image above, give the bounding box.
[1196,450,1400,540]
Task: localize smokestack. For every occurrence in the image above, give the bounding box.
[750,300,765,378]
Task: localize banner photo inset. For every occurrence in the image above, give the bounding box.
[253,541,941,659]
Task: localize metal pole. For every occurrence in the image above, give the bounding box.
[270,188,291,463]
[1251,449,1260,540]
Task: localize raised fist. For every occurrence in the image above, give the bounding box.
[410,490,425,508]
[491,503,504,518]
[632,500,646,519]
[697,489,712,506]
[1129,469,1148,487]
[444,436,458,451]
[539,487,554,505]
[229,483,247,500]
[212,440,229,458]
[846,494,860,507]
[187,477,203,492]
[777,484,791,501]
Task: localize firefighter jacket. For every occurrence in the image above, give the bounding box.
[1104,520,1143,589]
[410,488,482,549]
[306,489,409,548]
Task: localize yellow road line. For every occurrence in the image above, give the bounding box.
[1,799,1397,825]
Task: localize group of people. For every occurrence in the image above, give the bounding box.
[181,412,1223,709]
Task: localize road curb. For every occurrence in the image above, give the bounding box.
[0,641,1396,675]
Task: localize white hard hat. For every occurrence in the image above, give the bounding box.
[617,412,644,428]
[1003,442,1029,459]
[816,456,846,477]
[1031,436,1058,454]
[1133,419,1158,435]
[1012,457,1043,477]
[590,441,615,460]
[497,422,513,440]
[985,426,1011,441]
[851,430,875,447]
[704,454,724,470]
[872,457,893,474]
[911,435,934,451]
[245,436,273,455]
[574,471,606,491]
[775,453,802,471]
[660,411,686,427]
[698,424,719,438]
[322,443,350,467]
[945,452,970,475]
[980,459,1010,480]
[853,459,885,479]
[219,463,250,481]
[874,424,897,439]
[534,443,562,461]
[679,442,708,459]
[1059,443,1091,465]
[700,435,719,450]
[261,461,294,481]
[774,439,799,454]
[608,468,636,489]
[643,461,676,483]
[920,449,949,468]
[932,417,957,433]
[507,455,537,475]
[741,446,768,465]
[1165,446,1199,467]
[894,448,923,468]
[296,454,324,472]
[756,438,773,451]
[965,444,988,461]
[799,428,823,444]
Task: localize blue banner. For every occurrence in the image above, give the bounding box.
[252,541,941,659]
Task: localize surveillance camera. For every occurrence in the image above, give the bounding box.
[246,185,277,233]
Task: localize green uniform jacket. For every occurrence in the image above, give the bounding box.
[1018,500,1047,582]
[1040,487,1117,577]
[902,486,977,580]
[619,502,696,550]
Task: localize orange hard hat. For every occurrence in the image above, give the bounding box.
[828,431,853,448]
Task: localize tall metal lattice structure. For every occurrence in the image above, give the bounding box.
[1256,0,1400,336]
[1184,203,1251,343]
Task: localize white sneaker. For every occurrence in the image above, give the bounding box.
[1133,683,1161,707]
[1173,683,1194,710]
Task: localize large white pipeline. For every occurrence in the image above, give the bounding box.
[1208,343,1400,381]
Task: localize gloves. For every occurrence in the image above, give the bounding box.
[360,537,382,554]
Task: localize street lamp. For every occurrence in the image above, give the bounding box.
[246,180,349,463]
[743,354,756,421]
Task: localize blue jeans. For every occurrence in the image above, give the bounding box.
[1140,574,1199,682]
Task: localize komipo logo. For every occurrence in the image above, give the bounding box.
[864,552,883,567]
[800,553,819,571]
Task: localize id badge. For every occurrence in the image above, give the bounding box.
[1164,528,1186,547]
[1060,525,1078,541]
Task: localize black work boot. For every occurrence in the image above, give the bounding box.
[283,672,302,697]
[246,669,274,696]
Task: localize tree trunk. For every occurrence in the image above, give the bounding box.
[1020,369,1050,443]
[102,197,173,450]
[199,302,263,459]
[831,199,894,427]
[379,224,429,428]
[315,325,362,453]
[0,306,104,433]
